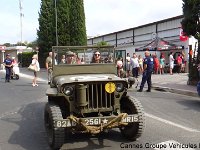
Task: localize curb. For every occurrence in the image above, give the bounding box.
[152,86,199,97]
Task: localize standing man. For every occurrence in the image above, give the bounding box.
[137,51,154,92]
[169,52,174,75]
[130,53,139,78]
[126,53,131,77]
[3,54,13,82]
[46,52,53,84]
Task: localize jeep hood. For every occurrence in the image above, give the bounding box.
[53,74,125,85]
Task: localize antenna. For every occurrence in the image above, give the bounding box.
[19,0,23,45]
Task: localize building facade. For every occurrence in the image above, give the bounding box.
[87,15,197,72]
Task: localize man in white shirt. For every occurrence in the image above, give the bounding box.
[126,53,131,77]
[169,52,174,75]
[130,53,139,78]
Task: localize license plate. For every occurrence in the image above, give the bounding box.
[54,114,139,128]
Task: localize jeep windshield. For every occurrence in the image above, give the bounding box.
[52,46,115,66]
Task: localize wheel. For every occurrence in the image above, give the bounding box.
[44,103,65,150]
[15,74,19,80]
[120,96,145,140]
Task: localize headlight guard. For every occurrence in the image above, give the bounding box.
[115,82,124,92]
[62,86,74,96]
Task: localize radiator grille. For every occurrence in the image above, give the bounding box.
[86,83,114,109]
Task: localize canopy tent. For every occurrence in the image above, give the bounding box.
[135,37,184,52]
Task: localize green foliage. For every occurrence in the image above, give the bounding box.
[182,0,200,83]
[56,0,71,46]
[18,52,36,67]
[181,0,200,39]
[37,0,55,68]
[37,0,54,53]
[96,41,109,46]
[37,0,87,67]
[27,40,38,49]
[3,43,11,47]
[16,42,27,46]
[69,0,87,46]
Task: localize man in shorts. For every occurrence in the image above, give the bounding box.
[46,52,53,84]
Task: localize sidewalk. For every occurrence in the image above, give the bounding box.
[1,68,198,97]
[136,73,198,97]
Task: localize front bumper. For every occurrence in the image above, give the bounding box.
[54,113,140,129]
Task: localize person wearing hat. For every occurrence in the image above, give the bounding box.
[91,51,101,63]
[3,54,13,82]
[66,51,76,64]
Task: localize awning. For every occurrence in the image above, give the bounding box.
[135,37,184,52]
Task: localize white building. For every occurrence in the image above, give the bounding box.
[0,46,33,65]
[87,15,198,72]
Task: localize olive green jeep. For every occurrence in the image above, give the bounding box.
[44,45,145,149]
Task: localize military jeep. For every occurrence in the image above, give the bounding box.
[44,45,145,149]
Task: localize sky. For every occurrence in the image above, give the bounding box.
[0,0,183,44]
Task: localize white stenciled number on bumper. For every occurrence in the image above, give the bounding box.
[56,121,67,127]
[122,115,139,122]
[85,118,101,125]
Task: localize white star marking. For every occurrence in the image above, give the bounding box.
[102,118,108,124]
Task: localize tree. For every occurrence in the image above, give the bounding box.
[37,0,87,67]
[96,41,109,46]
[69,0,87,46]
[27,40,38,49]
[37,0,54,53]
[37,0,54,67]
[181,0,200,84]
[3,43,11,47]
[56,0,70,46]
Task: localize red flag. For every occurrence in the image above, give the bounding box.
[180,27,188,42]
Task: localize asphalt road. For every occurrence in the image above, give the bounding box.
[0,70,200,150]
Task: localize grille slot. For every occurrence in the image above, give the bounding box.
[86,83,114,109]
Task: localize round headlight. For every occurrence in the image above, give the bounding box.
[63,86,74,96]
[116,83,124,92]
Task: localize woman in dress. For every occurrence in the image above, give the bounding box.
[31,54,40,87]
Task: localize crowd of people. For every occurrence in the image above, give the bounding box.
[116,51,186,78]
[115,51,187,92]
[2,49,186,89]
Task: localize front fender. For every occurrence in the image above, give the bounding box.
[46,87,57,96]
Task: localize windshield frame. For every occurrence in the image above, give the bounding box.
[52,45,116,66]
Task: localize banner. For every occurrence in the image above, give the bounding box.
[180,28,188,42]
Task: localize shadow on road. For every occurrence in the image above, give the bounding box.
[177,99,200,112]
[1,102,50,150]
[61,128,137,150]
[2,101,140,150]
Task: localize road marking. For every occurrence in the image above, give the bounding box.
[145,113,200,133]
[154,140,196,150]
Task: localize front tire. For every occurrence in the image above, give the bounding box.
[44,103,65,150]
[15,74,19,80]
[120,96,145,140]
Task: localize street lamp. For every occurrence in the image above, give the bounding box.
[55,0,58,46]
[19,0,23,46]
